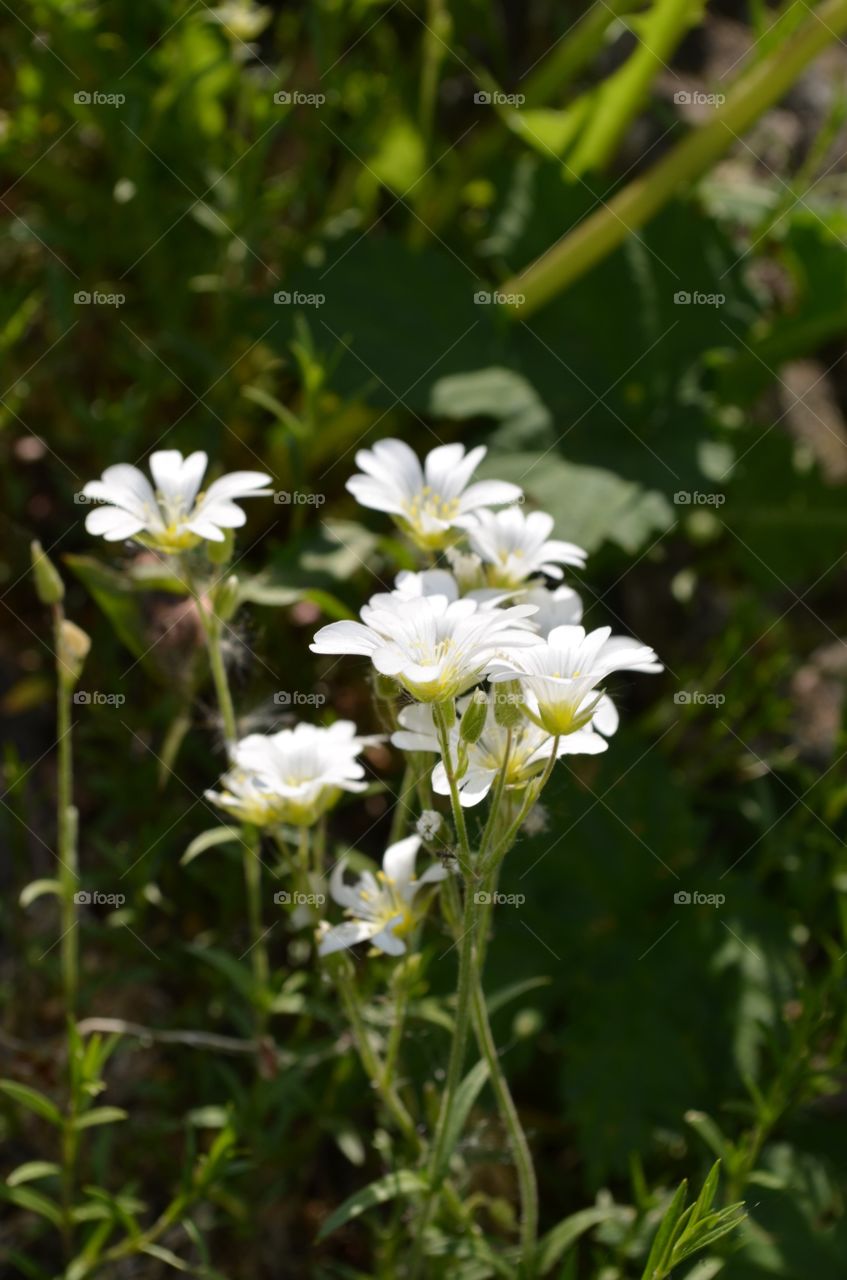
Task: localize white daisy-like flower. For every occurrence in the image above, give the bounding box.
[310,593,541,703]
[346,439,522,550]
[392,691,618,807]
[368,568,509,611]
[82,450,272,553]
[489,624,661,737]
[318,835,449,956]
[206,721,374,827]
[467,506,587,588]
[522,584,583,637]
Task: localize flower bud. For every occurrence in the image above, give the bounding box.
[213,574,240,622]
[459,689,488,744]
[437,698,457,730]
[30,540,64,605]
[373,671,401,702]
[493,681,525,728]
[58,620,91,687]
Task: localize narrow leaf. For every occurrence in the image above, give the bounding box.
[7,1161,61,1187]
[19,878,63,908]
[317,1170,428,1241]
[74,1106,128,1130]
[0,1080,62,1126]
[181,826,242,866]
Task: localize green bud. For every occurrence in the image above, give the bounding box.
[437,698,457,730]
[58,619,91,687]
[493,681,525,729]
[459,689,488,744]
[213,574,240,622]
[373,671,401,703]
[206,528,234,566]
[30,540,64,605]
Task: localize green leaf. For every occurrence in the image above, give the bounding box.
[7,1161,61,1186]
[140,1243,189,1270]
[73,1106,128,1130]
[538,1203,633,1274]
[317,1170,429,1241]
[429,367,552,448]
[19,878,63,907]
[690,1160,722,1227]
[640,1179,688,1280]
[181,825,242,866]
[684,1110,731,1161]
[487,976,552,1016]
[0,1080,62,1126]
[441,1060,490,1169]
[0,1184,63,1227]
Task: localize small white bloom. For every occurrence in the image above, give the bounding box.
[369,568,508,611]
[393,691,617,807]
[416,809,443,842]
[206,721,373,827]
[466,506,586,588]
[490,624,661,737]
[319,835,449,956]
[207,0,272,41]
[522,584,583,637]
[311,593,541,703]
[82,450,272,553]
[346,438,522,550]
[521,804,549,837]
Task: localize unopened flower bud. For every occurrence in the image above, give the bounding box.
[459,689,488,744]
[58,620,91,687]
[206,528,234,565]
[493,681,524,728]
[213,573,240,622]
[30,540,64,605]
[437,698,457,730]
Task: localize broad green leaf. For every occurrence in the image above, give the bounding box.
[429,367,552,447]
[317,1170,429,1241]
[7,1161,61,1186]
[538,1203,633,1274]
[181,825,242,866]
[0,1080,62,1126]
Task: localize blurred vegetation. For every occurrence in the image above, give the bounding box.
[3,0,847,1276]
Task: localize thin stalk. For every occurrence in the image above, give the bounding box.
[470,976,538,1275]
[500,0,847,314]
[242,825,269,1034]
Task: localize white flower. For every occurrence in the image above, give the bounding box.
[318,835,449,956]
[522,584,583,637]
[466,506,586,588]
[311,593,541,703]
[207,0,272,41]
[490,624,661,737]
[346,439,522,550]
[82,450,272,553]
[392,692,618,807]
[369,568,508,610]
[206,721,373,827]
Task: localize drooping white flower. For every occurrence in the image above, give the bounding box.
[318,835,449,956]
[346,439,522,550]
[466,506,586,588]
[206,721,374,827]
[489,624,661,737]
[82,450,272,553]
[392,691,618,807]
[311,593,541,703]
[522,584,583,637]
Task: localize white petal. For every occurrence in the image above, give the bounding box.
[84,506,147,540]
[318,919,380,955]
[382,835,422,895]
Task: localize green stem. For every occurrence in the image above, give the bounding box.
[470,976,538,1276]
[500,0,847,314]
[523,0,646,107]
[242,825,269,1034]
